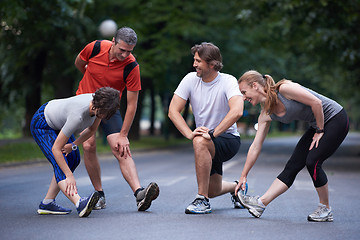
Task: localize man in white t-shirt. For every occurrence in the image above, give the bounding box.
[168,42,244,214]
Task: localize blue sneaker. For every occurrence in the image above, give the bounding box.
[37,200,72,215]
[77,192,100,218]
[231,181,248,209]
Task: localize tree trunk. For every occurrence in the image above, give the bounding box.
[22,51,47,137]
[149,79,156,135]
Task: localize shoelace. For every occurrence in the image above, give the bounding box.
[192,198,208,207]
[242,195,253,201]
[313,206,327,215]
[50,201,64,209]
[78,197,87,205]
[54,203,61,208]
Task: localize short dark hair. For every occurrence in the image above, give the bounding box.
[114,27,137,45]
[92,87,120,120]
[191,42,223,71]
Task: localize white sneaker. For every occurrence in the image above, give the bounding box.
[307,204,333,222]
[238,193,265,218]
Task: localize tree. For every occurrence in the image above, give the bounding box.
[236,0,360,127]
[1,0,358,140]
[0,0,96,136]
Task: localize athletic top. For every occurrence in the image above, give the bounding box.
[76,40,141,98]
[44,94,96,138]
[270,87,343,128]
[174,72,242,136]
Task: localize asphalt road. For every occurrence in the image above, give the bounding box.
[1,133,359,240]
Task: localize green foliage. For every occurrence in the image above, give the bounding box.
[237,0,360,92]
[1,0,359,138]
[0,142,44,163]
[85,0,245,93]
[231,0,360,126]
[0,0,99,135]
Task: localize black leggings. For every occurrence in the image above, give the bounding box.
[277,109,349,188]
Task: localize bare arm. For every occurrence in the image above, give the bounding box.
[168,94,196,140]
[236,111,271,193]
[111,90,138,159]
[211,95,244,137]
[52,131,77,196]
[121,90,138,137]
[62,118,101,155]
[74,54,88,75]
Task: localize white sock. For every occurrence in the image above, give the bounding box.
[76,199,80,208]
[258,198,266,208]
[319,203,329,209]
[195,194,203,199]
[195,194,209,201]
[43,199,54,204]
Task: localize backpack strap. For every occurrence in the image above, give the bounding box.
[123,61,139,84]
[89,40,138,84]
[89,40,102,59]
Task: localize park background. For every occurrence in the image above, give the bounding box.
[1,0,359,163]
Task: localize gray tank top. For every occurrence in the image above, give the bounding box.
[270,87,343,128]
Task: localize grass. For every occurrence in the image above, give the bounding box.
[0,131,301,165]
[0,142,45,164]
[0,136,191,165]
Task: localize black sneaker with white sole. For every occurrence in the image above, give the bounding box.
[136,182,160,211]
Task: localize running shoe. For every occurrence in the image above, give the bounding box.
[238,193,265,218]
[185,194,212,214]
[307,204,333,222]
[136,182,160,211]
[231,181,248,209]
[94,195,106,210]
[77,192,100,217]
[37,200,72,215]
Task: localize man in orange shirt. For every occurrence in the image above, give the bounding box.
[75,27,159,211]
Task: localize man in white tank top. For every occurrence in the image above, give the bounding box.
[168,42,244,214]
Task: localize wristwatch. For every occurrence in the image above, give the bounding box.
[71,143,78,151]
[315,127,324,133]
[208,129,216,140]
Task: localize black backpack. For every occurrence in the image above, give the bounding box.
[89,40,138,84]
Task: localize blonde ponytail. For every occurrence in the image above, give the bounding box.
[239,70,288,115]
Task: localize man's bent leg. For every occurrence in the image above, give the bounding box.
[193,136,214,198]
[184,136,214,214]
[208,174,237,198]
[107,133,141,192]
[83,134,103,191]
[107,133,159,211]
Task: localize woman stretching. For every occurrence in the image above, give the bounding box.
[236,70,349,222]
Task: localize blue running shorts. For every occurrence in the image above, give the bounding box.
[30,103,80,183]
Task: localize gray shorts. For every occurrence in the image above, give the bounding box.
[211,133,241,176]
[100,110,123,136]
